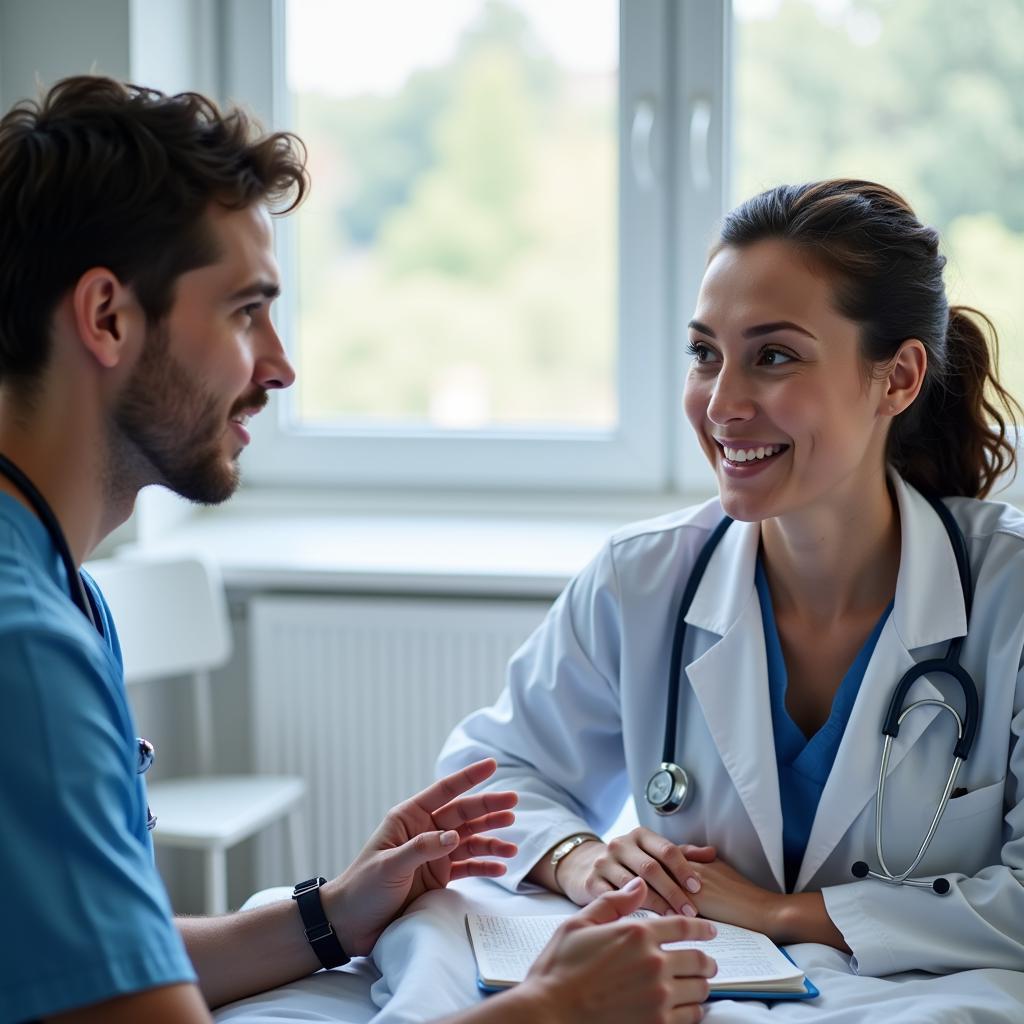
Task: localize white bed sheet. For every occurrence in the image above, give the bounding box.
[211,880,1024,1023]
[368,878,1024,1024]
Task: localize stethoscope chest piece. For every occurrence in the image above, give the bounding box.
[646,761,692,815]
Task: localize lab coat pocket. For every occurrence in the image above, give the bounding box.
[920,778,1007,877]
[936,779,1006,823]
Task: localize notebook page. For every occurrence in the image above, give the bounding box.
[467,913,803,989]
[663,920,803,986]
[466,914,564,984]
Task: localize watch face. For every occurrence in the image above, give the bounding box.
[646,769,674,806]
[554,839,577,858]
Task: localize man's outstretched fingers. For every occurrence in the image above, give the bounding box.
[450,809,517,840]
[432,789,518,829]
[449,858,508,880]
[412,758,500,814]
[451,835,518,860]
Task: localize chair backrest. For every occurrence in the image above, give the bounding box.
[84,556,232,684]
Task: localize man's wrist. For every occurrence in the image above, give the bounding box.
[503,977,561,1024]
[316,876,354,953]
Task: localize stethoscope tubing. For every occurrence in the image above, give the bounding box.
[0,452,99,633]
[650,491,980,895]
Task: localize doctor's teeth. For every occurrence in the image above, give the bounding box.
[723,444,782,462]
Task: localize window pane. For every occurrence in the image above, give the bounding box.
[733,0,1024,408]
[285,0,618,432]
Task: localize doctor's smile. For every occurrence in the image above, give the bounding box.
[715,441,790,477]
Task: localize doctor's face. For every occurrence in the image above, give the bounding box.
[683,239,891,523]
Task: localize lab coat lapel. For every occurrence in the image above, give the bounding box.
[795,477,964,891]
[685,519,787,892]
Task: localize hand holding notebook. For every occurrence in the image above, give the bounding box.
[467,909,818,1001]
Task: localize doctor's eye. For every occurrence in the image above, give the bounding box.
[686,340,717,364]
[759,346,795,366]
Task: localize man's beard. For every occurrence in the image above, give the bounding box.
[112,324,264,505]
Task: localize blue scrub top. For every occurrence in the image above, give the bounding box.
[755,556,892,893]
[0,494,195,1023]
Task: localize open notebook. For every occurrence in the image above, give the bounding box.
[465,910,819,1001]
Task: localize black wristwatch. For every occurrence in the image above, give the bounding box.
[291,876,350,970]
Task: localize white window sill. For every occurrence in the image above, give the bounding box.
[116,486,712,599]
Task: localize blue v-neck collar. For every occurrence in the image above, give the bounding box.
[755,556,893,778]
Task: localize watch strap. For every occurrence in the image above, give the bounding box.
[291,876,349,970]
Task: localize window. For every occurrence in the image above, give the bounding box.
[225,0,1020,496]
[226,0,694,491]
[287,1,618,434]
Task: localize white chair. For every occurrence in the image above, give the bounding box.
[85,555,307,915]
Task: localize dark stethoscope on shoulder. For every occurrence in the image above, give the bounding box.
[644,492,980,896]
[0,452,157,831]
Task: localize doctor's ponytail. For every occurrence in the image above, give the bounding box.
[715,180,1022,499]
[888,305,1017,498]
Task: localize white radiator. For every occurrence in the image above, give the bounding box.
[248,595,549,884]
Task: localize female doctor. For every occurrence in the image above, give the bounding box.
[438,179,1024,983]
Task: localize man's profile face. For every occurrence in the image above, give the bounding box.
[112,203,294,503]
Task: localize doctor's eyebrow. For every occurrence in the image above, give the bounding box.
[227,279,281,303]
[687,319,818,340]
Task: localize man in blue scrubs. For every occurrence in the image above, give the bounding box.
[0,77,715,1024]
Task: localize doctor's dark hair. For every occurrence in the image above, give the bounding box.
[0,75,308,391]
[713,179,1021,499]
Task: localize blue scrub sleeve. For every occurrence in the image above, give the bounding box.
[0,627,196,1022]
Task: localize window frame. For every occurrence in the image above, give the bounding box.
[220,0,727,494]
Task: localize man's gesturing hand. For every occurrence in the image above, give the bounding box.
[323,758,517,956]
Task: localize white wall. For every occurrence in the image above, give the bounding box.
[0,0,131,109]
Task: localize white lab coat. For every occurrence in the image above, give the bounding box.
[438,474,1024,980]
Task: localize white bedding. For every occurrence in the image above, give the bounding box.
[212,880,1024,1023]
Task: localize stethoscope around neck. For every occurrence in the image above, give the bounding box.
[0,453,102,632]
[644,493,980,895]
[0,452,158,830]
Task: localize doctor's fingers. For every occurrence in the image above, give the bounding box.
[600,840,698,917]
[429,789,518,830]
[592,860,676,917]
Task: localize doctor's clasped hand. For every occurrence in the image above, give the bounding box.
[554,826,716,918]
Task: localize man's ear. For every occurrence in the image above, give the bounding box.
[882,339,928,416]
[71,268,143,369]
